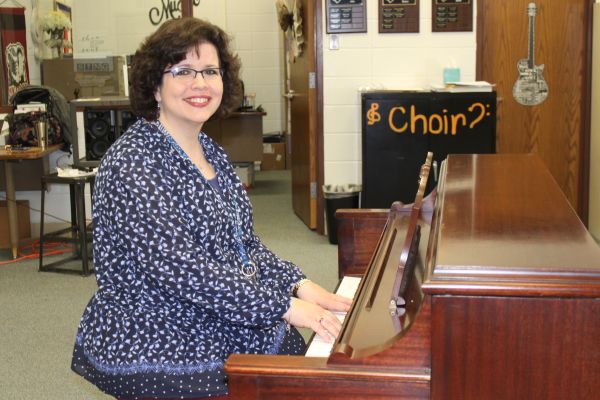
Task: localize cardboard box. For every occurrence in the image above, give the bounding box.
[75,57,127,98]
[42,56,128,100]
[41,58,81,101]
[0,200,31,249]
[262,142,286,170]
[234,162,255,188]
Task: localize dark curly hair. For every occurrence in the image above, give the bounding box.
[129,17,242,121]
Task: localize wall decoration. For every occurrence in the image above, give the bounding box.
[0,6,30,102]
[291,0,304,59]
[512,2,548,106]
[148,0,201,26]
[276,0,303,63]
[361,91,496,207]
[326,0,367,34]
[276,0,293,31]
[30,0,45,61]
[54,1,73,56]
[41,8,72,58]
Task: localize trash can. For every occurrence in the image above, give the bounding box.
[323,184,361,245]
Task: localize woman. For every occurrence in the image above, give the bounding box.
[71,17,351,400]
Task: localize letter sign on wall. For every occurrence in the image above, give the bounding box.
[361,91,496,207]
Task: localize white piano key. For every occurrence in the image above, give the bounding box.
[305,276,361,357]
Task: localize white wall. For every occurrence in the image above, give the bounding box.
[218,0,284,135]
[321,0,477,186]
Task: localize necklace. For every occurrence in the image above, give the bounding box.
[155,121,258,281]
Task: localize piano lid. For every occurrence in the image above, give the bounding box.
[424,153,600,297]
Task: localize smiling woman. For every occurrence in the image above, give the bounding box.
[128,18,242,122]
[70,17,351,400]
[154,42,225,159]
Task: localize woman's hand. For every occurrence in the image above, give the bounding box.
[282,298,343,342]
[296,280,352,313]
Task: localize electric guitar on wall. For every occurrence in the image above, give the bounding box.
[513,2,548,106]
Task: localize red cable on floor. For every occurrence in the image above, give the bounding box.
[0,240,75,265]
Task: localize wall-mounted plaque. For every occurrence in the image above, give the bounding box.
[432,0,473,32]
[326,0,367,34]
[379,0,420,34]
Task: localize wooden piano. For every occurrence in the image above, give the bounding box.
[225,153,600,399]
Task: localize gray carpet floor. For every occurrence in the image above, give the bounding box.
[0,170,338,400]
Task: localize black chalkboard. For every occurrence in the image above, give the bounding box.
[362,91,496,208]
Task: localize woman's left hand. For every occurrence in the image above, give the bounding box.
[296,281,352,313]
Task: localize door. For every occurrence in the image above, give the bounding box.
[477,0,593,219]
[285,0,318,229]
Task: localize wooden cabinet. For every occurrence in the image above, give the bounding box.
[203,111,265,163]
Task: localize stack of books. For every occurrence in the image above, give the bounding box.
[15,102,47,114]
[431,81,495,92]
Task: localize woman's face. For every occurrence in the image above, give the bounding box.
[155,42,223,134]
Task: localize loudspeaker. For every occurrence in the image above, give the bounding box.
[71,98,133,168]
[117,109,136,136]
[84,109,116,160]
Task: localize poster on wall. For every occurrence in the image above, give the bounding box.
[0,7,30,103]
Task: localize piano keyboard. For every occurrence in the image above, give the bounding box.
[304,276,362,357]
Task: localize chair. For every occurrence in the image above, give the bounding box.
[38,172,96,276]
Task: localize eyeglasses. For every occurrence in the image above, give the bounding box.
[163,66,224,82]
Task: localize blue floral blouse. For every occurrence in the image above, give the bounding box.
[71,119,305,398]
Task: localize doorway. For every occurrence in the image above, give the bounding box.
[283,0,324,232]
[477,0,593,220]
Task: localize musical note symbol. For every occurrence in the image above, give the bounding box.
[367,103,381,126]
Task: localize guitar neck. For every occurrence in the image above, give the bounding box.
[527,14,535,69]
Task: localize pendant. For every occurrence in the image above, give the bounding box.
[241,260,258,280]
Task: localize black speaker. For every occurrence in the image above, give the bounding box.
[71,98,133,168]
[84,109,116,160]
[117,110,136,136]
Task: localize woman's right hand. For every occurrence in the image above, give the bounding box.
[282,297,342,342]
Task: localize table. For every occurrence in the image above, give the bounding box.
[0,145,61,259]
[203,111,266,162]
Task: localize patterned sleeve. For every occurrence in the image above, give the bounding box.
[245,234,306,295]
[103,159,290,328]
[220,159,306,294]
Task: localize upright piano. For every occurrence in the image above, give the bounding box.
[225,153,600,400]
